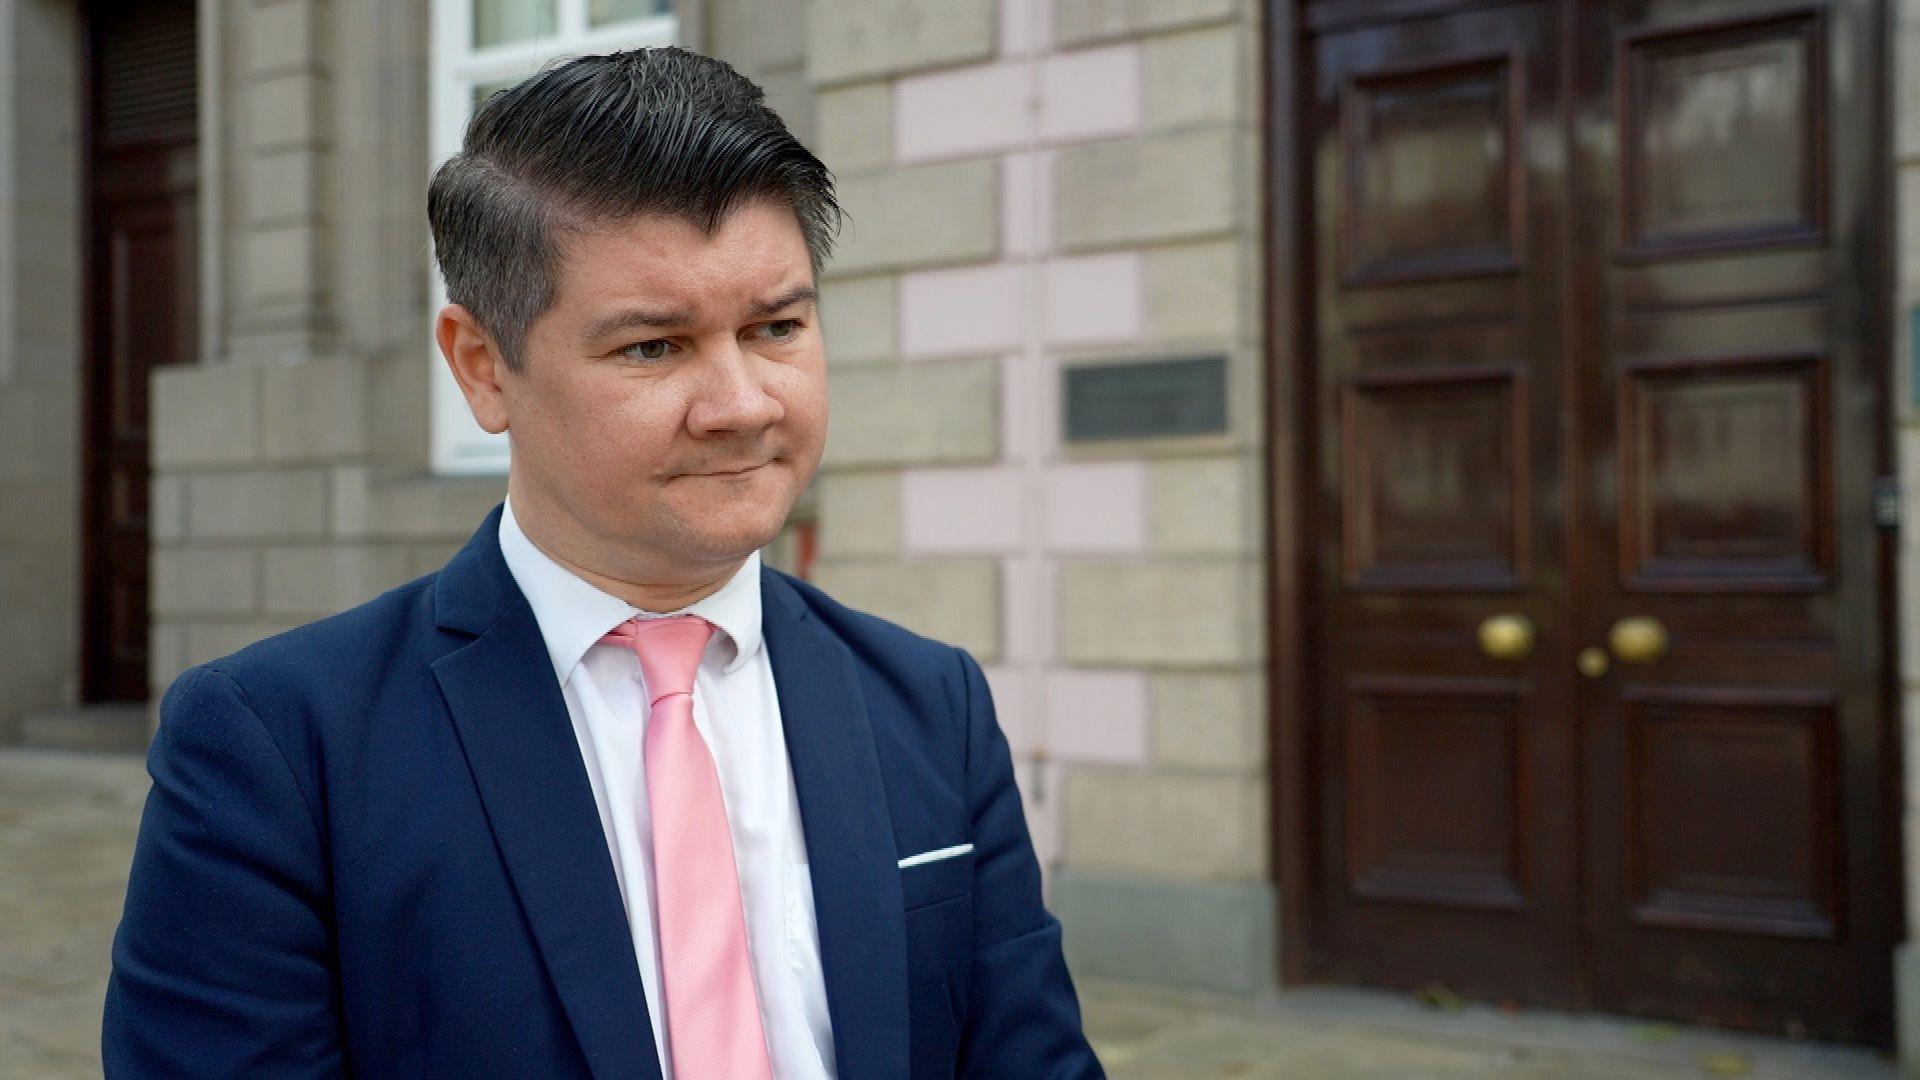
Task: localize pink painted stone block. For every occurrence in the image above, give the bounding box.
[998,352,1064,459]
[1001,555,1050,665]
[1001,150,1055,258]
[1040,45,1142,142]
[899,465,1025,553]
[1001,354,1031,459]
[1000,0,1053,57]
[1030,352,1063,457]
[1043,253,1142,345]
[1043,462,1148,552]
[1026,769,1064,881]
[898,264,1024,359]
[1046,668,1150,766]
[894,61,1034,164]
[982,664,1028,756]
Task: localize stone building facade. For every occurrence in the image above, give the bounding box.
[9,0,1920,1067]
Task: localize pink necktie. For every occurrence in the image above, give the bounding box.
[600,615,773,1079]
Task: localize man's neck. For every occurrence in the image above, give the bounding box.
[546,542,743,614]
[509,495,745,614]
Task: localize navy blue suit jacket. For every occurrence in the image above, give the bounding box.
[104,504,1101,1078]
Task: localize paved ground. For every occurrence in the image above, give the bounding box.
[0,751,148,1077]
[0,748,1897,1078]
[1079,980,1895,1078]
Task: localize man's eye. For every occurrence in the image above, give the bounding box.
[764,319,801,341]
[621,339,673,361]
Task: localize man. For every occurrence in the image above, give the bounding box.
[103,47,1101,1079]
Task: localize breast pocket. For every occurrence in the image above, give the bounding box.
[901,848,972,1080]
[901,850,973,975]
[900,847,973,911]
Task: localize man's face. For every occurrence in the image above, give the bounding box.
[491,197,827,580]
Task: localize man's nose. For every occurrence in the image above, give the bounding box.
[685,342,785,436]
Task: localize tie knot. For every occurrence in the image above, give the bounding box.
[600,615,714,704]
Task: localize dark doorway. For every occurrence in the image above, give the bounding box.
[1278,0,1898,1046]
[82,0,198,703]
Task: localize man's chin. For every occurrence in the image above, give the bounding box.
[672,520,788,566]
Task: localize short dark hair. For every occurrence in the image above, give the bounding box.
[427,46,842,372]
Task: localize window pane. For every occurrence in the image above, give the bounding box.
[473,0,555,47]
[471,75,524,114]
[589,0,671,28]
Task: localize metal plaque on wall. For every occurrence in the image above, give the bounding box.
[1062,355,1228,443]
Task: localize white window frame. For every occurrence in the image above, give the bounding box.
[427,0,678,474]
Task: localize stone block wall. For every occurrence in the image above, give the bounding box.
[150,357,504,689]
[803,0,1274,994]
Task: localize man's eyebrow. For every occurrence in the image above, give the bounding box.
[581,285,819,342]
[748,284,818,318]
[583,307,694,339]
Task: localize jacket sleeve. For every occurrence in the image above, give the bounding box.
[103,665,346,1077]
[951,647,1105,1078]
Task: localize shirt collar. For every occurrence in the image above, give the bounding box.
[496,495,765,685]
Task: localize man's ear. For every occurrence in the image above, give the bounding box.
[435,303,512,435]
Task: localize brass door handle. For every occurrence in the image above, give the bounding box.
[1608,616,1669,664]
[1477,614,1535,661]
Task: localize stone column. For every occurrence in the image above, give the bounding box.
[0,0,84,735]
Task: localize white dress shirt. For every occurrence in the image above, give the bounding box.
[496,497,835,1079]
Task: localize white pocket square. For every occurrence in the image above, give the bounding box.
[897,843,974,869]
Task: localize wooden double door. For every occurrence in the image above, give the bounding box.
[1302,0,1897,1043]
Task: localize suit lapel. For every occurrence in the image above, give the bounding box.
[762,569,910,1079]
[431,505,661,1080]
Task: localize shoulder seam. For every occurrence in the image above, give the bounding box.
[197,664,327,837]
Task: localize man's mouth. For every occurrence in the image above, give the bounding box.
[689,461,772,477]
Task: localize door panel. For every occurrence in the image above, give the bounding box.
[1616,351,1831,590]
[1615,9,1825,257]
[1344,367,1529,590]
[1341,53,1525,284]
[1344,676,1531,911]
[1619,687,1842,939]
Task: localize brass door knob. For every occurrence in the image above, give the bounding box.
[1576,646,1609,678]
[1608,616,1669,664]
[1477,614,1535,661]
